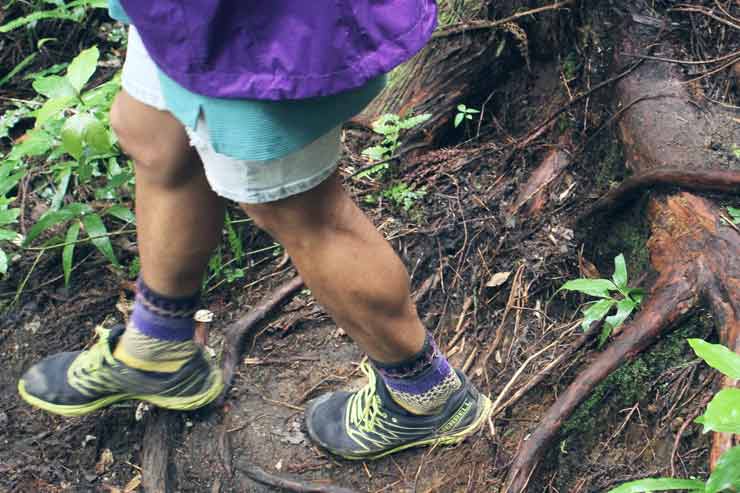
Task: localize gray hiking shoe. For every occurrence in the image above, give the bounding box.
[305,361,492,460]
[18,325,223,417]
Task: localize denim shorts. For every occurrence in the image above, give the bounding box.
[121,27,378,204]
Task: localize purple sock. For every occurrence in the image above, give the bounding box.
[372,333,460,414]
[130,277,199,341]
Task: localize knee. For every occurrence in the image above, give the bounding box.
[110,92,199,188]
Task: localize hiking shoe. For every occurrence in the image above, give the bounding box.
[18,325,223,417]
[305,361,492,460]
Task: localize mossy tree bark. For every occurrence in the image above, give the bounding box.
[358,0,568,153]
[505,16,740,492]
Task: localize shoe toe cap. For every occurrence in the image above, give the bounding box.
[20,351,83,404]
[305,391,353,451]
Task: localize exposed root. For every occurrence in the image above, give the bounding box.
[580,168,740,218]
[504,275,699,492]
[237,460,358,493]
[141,409,181,493]
[219,275,304,401]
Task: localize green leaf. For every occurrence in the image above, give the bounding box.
[0,249,7,274]
[457,104,466,111]
[606,478,706,493]
[398,113,432,130]
[454,113,464,128]
[66,46,99,92]
[32,75,76,98]
[688,339,740,380]
[0,208,20,226]
[81,213,118,266]
[34,96,75,127]
[60,115,86,160]
[0,169,24,196]
[50,167,72,211]
[0,53,37,88]
[361,145,389,161]
[466,108,480,114]
[612,253,628,288]
[728,206,740,224]
[695,388,740,434]
[605,298,637,332]
[371,114,400,135]
[83,117,111,154]
[0,229,20,242]
[581,298,615,331]
[24,204,88,245]
[60,113,109,159]
[0,9,78,34]
[62,221,80,286]
[559,278,618,298]
[105,205,135,224]
[706,446,740,493]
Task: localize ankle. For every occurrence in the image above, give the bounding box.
[372,333,461,415]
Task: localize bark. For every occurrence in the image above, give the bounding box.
[358,0,569,154]
[505,14,740,492]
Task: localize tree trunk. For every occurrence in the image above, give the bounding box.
[357,0,571,154]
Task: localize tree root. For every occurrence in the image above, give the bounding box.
[237,460,359,493]
[219,275,304,402]
[580,168,740,219]
[504,11,740,488]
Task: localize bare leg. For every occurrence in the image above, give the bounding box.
[241,172,425,363]
[111,91,224,297]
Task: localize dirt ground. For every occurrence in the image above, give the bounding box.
[1,1,736,492]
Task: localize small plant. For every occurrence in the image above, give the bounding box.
[607,339,740,493]
[1,44,133,285]
[453,104,480,128]
[382,183,427,212]
[361,112,432,163]
[559,253,645,346]
[0,0,106,34]
[726,206,740,224]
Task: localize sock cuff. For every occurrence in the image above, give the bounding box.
[136,277,200,319]
[372,332,439,380]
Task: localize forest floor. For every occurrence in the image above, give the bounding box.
[1,1,737,492]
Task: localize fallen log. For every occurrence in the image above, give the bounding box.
[505,14,740,492]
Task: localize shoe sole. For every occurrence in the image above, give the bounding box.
[17,371,224,417]
[308,392,493,461]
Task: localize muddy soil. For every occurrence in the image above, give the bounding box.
[1,1,734,492]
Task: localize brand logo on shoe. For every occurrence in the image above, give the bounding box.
[438,400,473,434]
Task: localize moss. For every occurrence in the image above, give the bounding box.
[562,313,706,436]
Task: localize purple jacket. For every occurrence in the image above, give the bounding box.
[120,1,437,100]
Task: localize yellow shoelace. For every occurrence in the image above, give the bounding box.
[68,327,117,391]
[348,361,388,434]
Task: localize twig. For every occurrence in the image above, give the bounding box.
[671,5,740,31]
[262,396,305,412]
[513,59,645,150]
[432,0,574,39]
[491,322,594,417]
[670,390,716,477]
[620,50,740,65]
[477,265,525,381]
[237,460,358,493]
